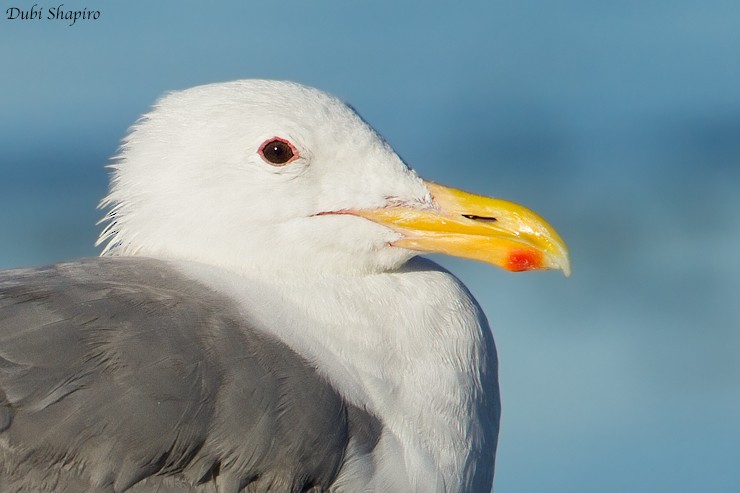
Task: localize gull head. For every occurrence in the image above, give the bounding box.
[98,80,570,278]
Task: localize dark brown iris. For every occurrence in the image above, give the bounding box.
[259,138,296,165]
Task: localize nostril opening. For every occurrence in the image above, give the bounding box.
[463,214,497,223]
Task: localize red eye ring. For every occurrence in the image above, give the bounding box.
[258,137,299,166]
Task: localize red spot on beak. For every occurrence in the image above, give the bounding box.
[506,248,544,272]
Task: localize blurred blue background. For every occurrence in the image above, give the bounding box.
[1,1,739,491]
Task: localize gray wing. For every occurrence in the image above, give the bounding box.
[0,257,380,493]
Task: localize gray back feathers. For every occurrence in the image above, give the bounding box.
[0,258,380,492]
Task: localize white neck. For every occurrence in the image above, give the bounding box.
[175,257,499,492]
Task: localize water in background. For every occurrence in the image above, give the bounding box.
[1,1,739,491]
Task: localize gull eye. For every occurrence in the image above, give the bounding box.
[259,137,298,166]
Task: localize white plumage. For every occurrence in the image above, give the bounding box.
[98,80,427,276]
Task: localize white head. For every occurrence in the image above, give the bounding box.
[98,80,432,276]
[98,80,569,279]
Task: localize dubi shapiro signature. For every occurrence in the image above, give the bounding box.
[6,4,101,26]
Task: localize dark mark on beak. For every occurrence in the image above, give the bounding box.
[462,214,498,224]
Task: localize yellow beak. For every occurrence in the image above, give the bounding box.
[352,181,571,276]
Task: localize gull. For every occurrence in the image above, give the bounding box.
[0,80,569,492]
